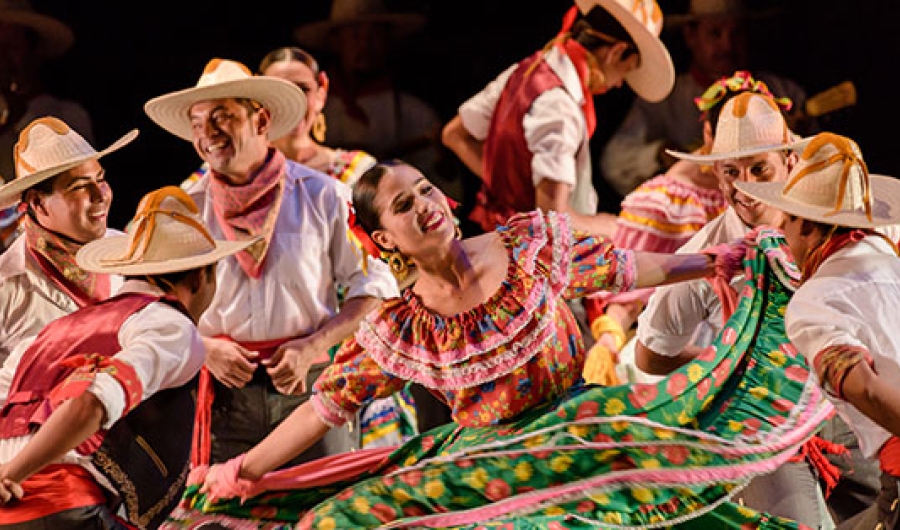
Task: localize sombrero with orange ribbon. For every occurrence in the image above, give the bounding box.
[77,186,255,275]
[0,117,137,210]
[735,132,900,229]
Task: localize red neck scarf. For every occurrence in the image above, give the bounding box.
[801,229,863,283]
[23,215,110,307]
[208,148,286,278]
[801,228,898,283]
[559,38,597,138]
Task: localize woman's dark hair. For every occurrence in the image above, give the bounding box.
[257,46,320,76]
[352,159,407,237]
[572,7,638,59]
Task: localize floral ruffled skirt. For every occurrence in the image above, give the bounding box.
[163,230,829,529]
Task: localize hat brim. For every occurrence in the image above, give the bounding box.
[0,11,74,58]
[590,0,674,102]
[664,7,782,30]
[735,175,900,229]
[294,13,426,51]
[144,77,307,142]
[666,135,811,163]
[0,128,139,210]
[76,235,255,275]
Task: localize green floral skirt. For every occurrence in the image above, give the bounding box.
[163,230,830,529]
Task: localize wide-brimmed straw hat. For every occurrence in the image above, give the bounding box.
[667,92,808,163]
[576,0,674,103]
[0,117,137,210]
[293,0,426,52]
[144,58,307,142]
[665,0,780,29]
[735,133,900,229]
[0,0,74,58]
[77,186,254,275]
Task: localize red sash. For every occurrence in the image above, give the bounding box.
[880,436,900,476]
[0,464,106,524]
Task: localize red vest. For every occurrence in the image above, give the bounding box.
[470,51,565,233]
[0,293,161,441]
[0,292,196,530]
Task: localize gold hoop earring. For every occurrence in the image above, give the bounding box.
[384,249,410,282]
[455,221,462,240]
[311,113,327,143]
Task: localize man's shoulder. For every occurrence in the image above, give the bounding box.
[286,160,349,196]
[0,237,28,283]
[677,209,746,253]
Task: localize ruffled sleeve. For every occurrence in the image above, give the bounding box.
[311,338,407,428]
[498,210,635,301]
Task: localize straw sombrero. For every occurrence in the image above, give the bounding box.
[0,117,137,210]
[0,0,74,58]
[77,186,254,275]
[667,92,808,163]
[735,133,900,229]
[144,58,307,142]
[576,0,674,103]
[664,0,780,29]
[293,0,426,52]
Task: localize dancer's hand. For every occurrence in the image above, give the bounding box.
[701,238,748,282]
[199,454,261,503]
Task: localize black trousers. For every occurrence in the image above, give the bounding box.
[0,505,130,530]
[210,361,359,468]
[838,472,900,530]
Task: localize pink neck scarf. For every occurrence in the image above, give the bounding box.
[208,148,286,278]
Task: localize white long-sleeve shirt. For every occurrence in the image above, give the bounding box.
[0,280,204,479]
[457,46,598,217]
[787,235,900,458]
[189,160,399,342]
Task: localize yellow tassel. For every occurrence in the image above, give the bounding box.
[590,315,626,350]
[583,342,621,387]
[583,315,626,386]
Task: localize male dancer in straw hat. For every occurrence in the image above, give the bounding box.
[631,91,839,526]
[441,0,675,350]
[0,185,253,529]
[735,132,900,530]
[144,58,398,468]
[442,0,674,237]
[0,116,135,376]
[599,0,809,198]
[0,0,95,249]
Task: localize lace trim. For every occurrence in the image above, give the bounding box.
[367,272,546,370]
[750,227,801,290]
[359,211,585,388]
[545,210,571,295]
[311,392,353,428]
[363,300,559,390]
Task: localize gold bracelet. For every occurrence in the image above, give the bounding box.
[590,315,626,351]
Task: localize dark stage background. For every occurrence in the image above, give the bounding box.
[33,0,900,229]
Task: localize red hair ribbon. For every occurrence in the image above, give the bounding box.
[560,5,580,36]
[346,201,381,262]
